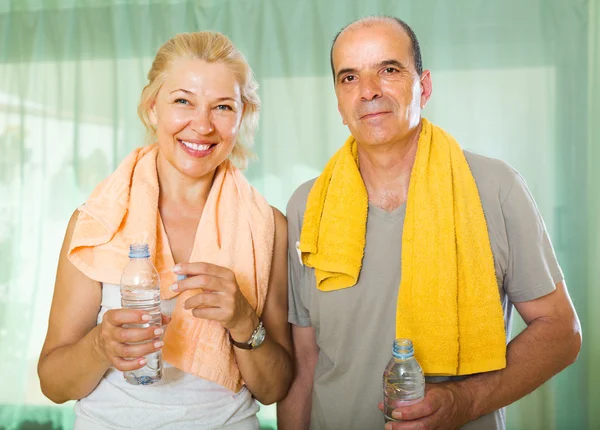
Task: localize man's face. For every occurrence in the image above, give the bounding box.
[332,21,431,147]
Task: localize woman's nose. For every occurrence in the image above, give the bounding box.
[189,109,213,135]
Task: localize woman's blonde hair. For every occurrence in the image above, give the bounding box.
[138,31,259,169]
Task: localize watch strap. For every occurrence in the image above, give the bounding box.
[229,319,264,350]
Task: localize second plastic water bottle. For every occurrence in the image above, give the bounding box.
[120,243,162,385]
[382,338,425,422]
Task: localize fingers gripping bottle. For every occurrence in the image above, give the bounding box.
[383,339,425,422]
[120,243,162,385]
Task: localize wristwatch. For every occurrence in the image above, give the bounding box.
[229,319,266,350]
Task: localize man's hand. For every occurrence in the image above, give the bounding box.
[378,383,473,430]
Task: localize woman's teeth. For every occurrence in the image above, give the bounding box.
[181,140,212,151]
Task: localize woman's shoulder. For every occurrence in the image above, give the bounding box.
[65,207,82,241]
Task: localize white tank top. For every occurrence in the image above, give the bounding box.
[73,283,259,430]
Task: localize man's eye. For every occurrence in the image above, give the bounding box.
[342,75,356,83]
[384,67,398,74]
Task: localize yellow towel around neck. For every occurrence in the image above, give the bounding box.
[68,144,275,392]
[299,118,506,375]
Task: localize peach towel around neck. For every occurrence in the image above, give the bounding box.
[68,144,275,391]
[299,118,506,375]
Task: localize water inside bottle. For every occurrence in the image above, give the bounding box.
[121,287,161,327]
[121,286,162,385]
[383,359,424,422]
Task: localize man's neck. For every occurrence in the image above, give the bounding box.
[358,123,421,212]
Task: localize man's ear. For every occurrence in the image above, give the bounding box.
[420,70,433,109]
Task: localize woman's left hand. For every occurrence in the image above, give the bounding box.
[171,262,259,341]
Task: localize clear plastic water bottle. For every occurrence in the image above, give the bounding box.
[383,338,425,422]
[120,243,162,385]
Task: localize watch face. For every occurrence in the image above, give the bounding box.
[251,325,266,348]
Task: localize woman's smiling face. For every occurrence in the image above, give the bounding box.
[149,58,243,179]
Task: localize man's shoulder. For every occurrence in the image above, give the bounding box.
[464,150,519,180]
[285,152,520,215]
[464,150,520,203]
[286,177,317,220]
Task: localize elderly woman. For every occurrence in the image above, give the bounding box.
[38,32,292,429]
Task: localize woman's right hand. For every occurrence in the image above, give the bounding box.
[94,309,167,371]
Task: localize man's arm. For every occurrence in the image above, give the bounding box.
[382,281,582,429]
[277,325,319,430]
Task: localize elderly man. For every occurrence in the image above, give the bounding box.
[277,15,581,430]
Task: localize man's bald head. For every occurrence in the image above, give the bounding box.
[329,16,423,79]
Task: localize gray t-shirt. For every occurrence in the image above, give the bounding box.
[286,151,564,430]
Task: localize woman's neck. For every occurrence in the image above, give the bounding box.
[156,152,215,211]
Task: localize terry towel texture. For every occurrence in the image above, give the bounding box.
[68,144,275,391]
[299,118,506,375]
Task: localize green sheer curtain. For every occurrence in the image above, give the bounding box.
[0,0,597,429]
[587,0,600,428]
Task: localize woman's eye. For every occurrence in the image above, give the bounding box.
[216,105,233,111]
[175,98,189,105]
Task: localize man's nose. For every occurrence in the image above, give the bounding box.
[359,75,383,101]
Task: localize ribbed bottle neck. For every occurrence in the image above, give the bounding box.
[129,243,150,259]
[392,338,415,360]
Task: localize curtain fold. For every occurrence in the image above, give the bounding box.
[587,1,600,429]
